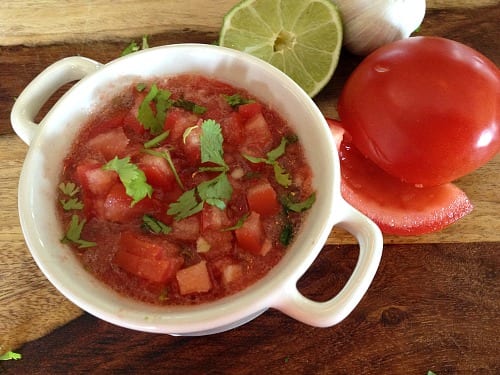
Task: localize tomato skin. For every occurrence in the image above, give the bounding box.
[338,36,500,186]
[327,118,474,235]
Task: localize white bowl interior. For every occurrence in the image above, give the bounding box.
[18,44,339,335]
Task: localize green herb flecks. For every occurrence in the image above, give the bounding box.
[0,351,22,361]
[281,193,316,213]
[59,182,83,211]
[60,198,84,211]
[167,120,233,220]
[137,84,173,135]
[224,93,255,107]
[173,98,207,114]
[279,221,294,246]
[61,215,96,248]
[244,136,292,187]
[223,213,249,231]
[142,215,172,234]
[102,156,153,206]
[144,130,170,149]
[121,35,149,56]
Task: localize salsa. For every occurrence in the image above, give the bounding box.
[58,74,315,305]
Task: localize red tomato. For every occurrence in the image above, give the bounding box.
[327,118,474,235]
[114,232,183,283]
[246,180,280,216]
[238,102,262,120]
[338,36,500,186]
[235,211,266,255]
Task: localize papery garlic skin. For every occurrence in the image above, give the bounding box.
[332,0,426,55]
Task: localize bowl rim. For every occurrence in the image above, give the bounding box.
[16,43,341,335]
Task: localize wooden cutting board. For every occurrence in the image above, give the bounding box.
[1,0,499,356]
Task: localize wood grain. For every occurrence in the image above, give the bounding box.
[0,1,498,369]
[2,242,499,374]
[1,0,497,46]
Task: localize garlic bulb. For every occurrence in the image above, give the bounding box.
[332,0,426,55]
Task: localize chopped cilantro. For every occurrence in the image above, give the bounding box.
[167,189,204,221]
[281,193,316,213]
[167,120,233,220]
[224,93,254,107]
[59,182,80,197]
[173,98,206,114]
[60,198,84,211]
[0,351,22,361]
[244,137,291,187]
[137,84,173,135]
[198,173,232,210]
[121,35,149,56]
[280,221,294,246]
[223,213,249,231]
[144,130,170,149]
[102,156,153,206]
[61,215,96,248]
[142,215,172,234]
[200,119,227,168]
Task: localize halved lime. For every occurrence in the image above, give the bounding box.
[219,0,343,97]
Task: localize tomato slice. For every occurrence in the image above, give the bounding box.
[327,118,474,235]
[86,127,130,160]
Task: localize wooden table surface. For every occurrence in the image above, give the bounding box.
[0,1,499,374]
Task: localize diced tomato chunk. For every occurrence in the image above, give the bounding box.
[238,102,262,120]
[114,231,183,283]
[220,112,244,147]
[75,161,118,197]
[170,215,200,242]
[87,127,130,160]
[235,211,268,255]
[246,180,280,216]
[100,183,157,223]
[221,263,243,285]
[164,108,200,142]
[201,205,231,232]
[240,113,273,156]
[182,124,202,164]
[139,153,176,191]
[176,260,212,295]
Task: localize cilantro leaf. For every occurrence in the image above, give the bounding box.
[167,189,204,221]
[198,174,232,210]
[224,93,254,107]
[137,84,173,135]
[142,215,172,234]
[223,213,249,231]
[121,41,140,56]
[121,35,149,56]
[60,198,84,211]
[59,182,80,197]
[200,119,227,168]
[281,193,316,213]
[102,156,153,206]
[280,221,294,246]
[61,215,96,248]
[273,163,292,188]
[173,98,207,114]
[243,137,291,187]
[0,351,22,361]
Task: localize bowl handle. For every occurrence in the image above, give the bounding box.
[11,56,102,145]
[275,199,383,327]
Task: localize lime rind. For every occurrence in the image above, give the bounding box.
[219,0,343,97]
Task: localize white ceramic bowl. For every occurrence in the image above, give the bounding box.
[11,43,383,335]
